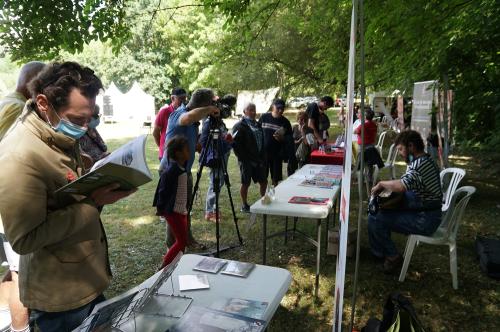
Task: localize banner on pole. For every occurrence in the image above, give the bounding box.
[397,95,404,131]
[411,80,436,142]
[332,2,356,331]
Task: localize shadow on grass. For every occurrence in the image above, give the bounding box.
[100,128,500,331]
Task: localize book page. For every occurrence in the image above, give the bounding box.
[91,135,151,177]
[178,275,210,291]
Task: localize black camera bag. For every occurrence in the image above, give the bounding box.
[475,236,500,280]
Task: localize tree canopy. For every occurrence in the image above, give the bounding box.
[1,0,498,146]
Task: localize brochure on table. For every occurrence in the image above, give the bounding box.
[295,164,342,189]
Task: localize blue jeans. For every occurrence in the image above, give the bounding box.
[368,192,442,258]
[205,153,230,213]
[32,294,105,332]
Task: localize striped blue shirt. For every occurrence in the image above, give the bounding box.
[401,154,442,203]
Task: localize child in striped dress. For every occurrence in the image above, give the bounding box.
[153,135,190,269]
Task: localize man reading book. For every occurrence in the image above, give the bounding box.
[0,62,135,332]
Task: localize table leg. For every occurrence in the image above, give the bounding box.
[333,196,338,227]
[262,215,267,265]
[315,219,321,297]
[284,216,289,245]
[292,217,298,240]
[324,213,330,253]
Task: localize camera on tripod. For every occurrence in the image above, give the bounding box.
[210,94,237,128]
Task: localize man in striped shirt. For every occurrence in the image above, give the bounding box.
[368,130,443,273]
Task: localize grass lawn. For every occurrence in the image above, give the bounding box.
[101,109,500,331]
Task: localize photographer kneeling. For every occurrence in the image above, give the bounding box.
[368,130,442,274]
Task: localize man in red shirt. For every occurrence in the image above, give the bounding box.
[153,88,187,160]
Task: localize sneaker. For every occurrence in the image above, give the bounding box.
[383,255,403,274]
[240,204,251,213]
[204,212,219,222]
[204,212,215,222]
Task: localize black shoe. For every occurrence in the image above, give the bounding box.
[383,255,403,274]
[240,204,251,213]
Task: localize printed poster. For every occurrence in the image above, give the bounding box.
[332,3,356,331]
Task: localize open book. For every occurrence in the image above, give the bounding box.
[56,135,152,196]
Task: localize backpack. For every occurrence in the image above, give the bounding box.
[475,236,500,280]
[361,293,426,332]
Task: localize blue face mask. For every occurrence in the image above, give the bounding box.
[407,153,414,163]
[88,117,100,129]
[48,108,88,140]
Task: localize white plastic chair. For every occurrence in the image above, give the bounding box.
[398,186,476,289]
[440,167,466,212]
[373,143,398,183]
[375,130,388,156]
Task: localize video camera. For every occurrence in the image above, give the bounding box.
[214,94,236,119]
[209,94,237,129]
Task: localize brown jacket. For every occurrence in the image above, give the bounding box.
[0,103,111,312]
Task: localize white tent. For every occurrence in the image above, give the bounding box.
[235,87,280,116]
[96,82,126,122]
[96,81,155,124]
[124,82,156,124]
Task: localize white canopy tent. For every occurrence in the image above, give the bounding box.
[125,82,156,124]
[97,81,155,124]
[235,87,280,116]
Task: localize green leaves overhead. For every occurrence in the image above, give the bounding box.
[1,0,498,145]
[0,0,128,61]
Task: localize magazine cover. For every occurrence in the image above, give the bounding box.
[221,261,255,278]
[288,196,329,205]
[299,178,336,189]
[211,298,268,320]
[193,257,228,274]
[172,306,265,332]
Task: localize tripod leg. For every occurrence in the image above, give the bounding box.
[220,152,243,245]
[188,136,210,215]
[215,185,221,258]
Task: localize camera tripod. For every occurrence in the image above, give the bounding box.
[189,122,243,257]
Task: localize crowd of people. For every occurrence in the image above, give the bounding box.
[0,60,444,331]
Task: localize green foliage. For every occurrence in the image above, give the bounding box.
[0,55,20,96]
[363,0,500,145]
[0,0,129,61]
[2,0,498,145]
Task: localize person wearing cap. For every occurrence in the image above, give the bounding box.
[159,88,220,250]
[258,98,293,186]
[153,88,187,161]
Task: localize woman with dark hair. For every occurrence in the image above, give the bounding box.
[354,107,384,188]
[0,62,135,331]
[79,105,108,168]
[368,130,443,273]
